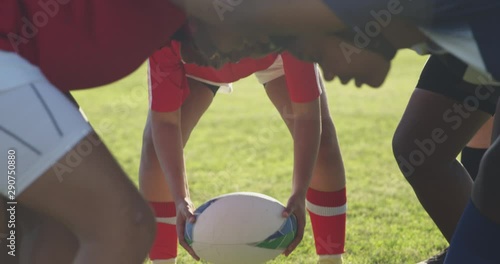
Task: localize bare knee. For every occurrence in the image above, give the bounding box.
[119,202,156,260]
[102,198,155,246]
[392,130,413,178]
[78,197,156,261]
[77,186,156,263]
[392,129,448,179]
[126,196,156,241]
[127,203,156,248]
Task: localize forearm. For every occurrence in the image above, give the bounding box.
[151,111,190,202]
[291,101,321,196]
[171,0,345,36]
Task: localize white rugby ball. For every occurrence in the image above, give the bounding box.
[185,192,297,264]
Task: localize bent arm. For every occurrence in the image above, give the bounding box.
[280,53,323,194]
[290,99,321,196]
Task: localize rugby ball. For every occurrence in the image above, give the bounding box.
[185,192,297,264]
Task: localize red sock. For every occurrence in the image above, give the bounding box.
[306,188,346,256]
[149,202,177,260]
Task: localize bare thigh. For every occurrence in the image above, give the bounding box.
[18,132,155,264]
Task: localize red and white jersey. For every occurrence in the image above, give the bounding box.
[149,41,322,112]
[1,0,186,92]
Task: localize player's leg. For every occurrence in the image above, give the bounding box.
[393,55,499,248]
[472,97,500,226]
[15,94,93,264]
[0,52,157,263]
[15,207,78,264]
[265,77,346,264]
[461,117,494,180]
[180,80,220,141]
[437,118,494,262]
[393,88,489,241]
[0,107,77,264]
[17,132,156,264]
[307,86,346,264]
[399,55,500,264]
[444,98,500,263]
[140,79,217,264]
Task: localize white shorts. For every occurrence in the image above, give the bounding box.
[419,25,492,80]
[185,75,234,94]
[254,55,285,85]
[0,51,92,196]
[186,55,285,93]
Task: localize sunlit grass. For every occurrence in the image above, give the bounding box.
[73,51,446,264]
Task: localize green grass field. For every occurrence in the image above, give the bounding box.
[72,51,447,264]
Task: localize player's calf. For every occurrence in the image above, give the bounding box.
[149,202,178,264]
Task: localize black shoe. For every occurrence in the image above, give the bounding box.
[417,248,448,264]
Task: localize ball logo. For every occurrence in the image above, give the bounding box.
[185,192,297,264]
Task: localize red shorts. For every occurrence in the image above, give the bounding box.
[149,42,321,112]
